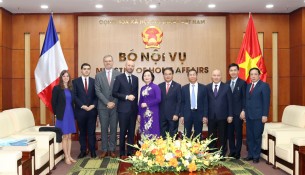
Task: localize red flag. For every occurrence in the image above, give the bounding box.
[236,14,267,83]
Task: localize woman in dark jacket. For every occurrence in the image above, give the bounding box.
[52,70,76,165]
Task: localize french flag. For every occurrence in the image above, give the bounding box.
[34,14,68,112]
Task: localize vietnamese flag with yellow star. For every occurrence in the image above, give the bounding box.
[236,14,267,83]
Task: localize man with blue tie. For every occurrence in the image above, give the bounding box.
[226,63,246,159]
[243,67,270,163]
[180,69,208,139]
[206,69,233,157]
[159,67,181,138]
[95,55,121,158]
[112,60,138,157]
[73,63,98,158]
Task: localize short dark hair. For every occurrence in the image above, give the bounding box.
[249,67,261,75]
[187,68,197,76]
[142,70,155,82]
[162,67,174,75]
[228,63,239,70]
[81,63,91,69]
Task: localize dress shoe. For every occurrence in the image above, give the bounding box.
[228,153,236,158]
[253,158,259,163]
[91,151,97,158]
[234,154,240,160]
[110,151,116,158]
[243,157,253,161]
[78,152,87,159]
[99,151,108,158]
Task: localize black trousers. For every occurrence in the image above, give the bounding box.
[208,118,228,156]
[118,110,137,156]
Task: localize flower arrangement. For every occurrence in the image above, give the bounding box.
[119,134,223,174]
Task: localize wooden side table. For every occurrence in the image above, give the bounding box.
[300,148,305,175]
[21,150,34,175]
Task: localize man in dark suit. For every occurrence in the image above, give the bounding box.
[159,67,181,138]
[243,67,270,163]
[95,55,121,158]
[73,63,98,158]
[112,60,138,157]
[180,69,208,139]
[206,69,233,157]
[226,63,246,159]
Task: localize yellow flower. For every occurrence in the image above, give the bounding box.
[203,160,209,166]
[156,155,165,166]
[175,150,182,158]
[188,162,197,173]
[141,143,149,150]
[169,158,178,167]
[135,151,142,157]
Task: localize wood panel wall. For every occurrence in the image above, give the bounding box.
[227,13,290,122]
[0,8,12,112]
[8,13,75,124]
[0,8,303,125]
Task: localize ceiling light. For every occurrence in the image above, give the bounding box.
[95,4,103,9]
[40,5,49,9]
[266,4,274,8]
[0,0,3,3]
[149,4,157,9]
[208,4,216,8]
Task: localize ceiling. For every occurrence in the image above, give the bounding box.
[0,0,304,14]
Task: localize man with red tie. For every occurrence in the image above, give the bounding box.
[159,67,181,138]
[243,67,270,163]
[73,63,98,158]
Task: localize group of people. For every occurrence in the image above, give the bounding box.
[51,55,270,165]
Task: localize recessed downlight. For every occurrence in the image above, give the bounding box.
[208,4,216,8]
[149,4,157,9]
[95,4,103,9]
[266,4,274,9]
[40,5,49,9]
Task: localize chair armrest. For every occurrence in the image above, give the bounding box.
[292,137,305,146]
[0,150,22,173]
[12,134,52,149]
[274,130,305,144]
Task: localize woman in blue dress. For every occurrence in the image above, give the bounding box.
[138,70,161,138]
[52,70,76,165]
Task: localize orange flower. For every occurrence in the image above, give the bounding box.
[175,150,182,158]
[151,148,158,155]
[157,149,163,156]
[135,151,142,157]
[141,143,149,150]
[169,158,178,167]
[156,155,165,166]
[188,162,197,173]
[191,143,200,154]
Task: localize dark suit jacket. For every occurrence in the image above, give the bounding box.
[51,85,75,120]
[207,82,233,120]
[181,83,208,121]
[112,73,138,113]
[72,77,97,119]
[159,81,181,120]
[227,78,246,117]
[245,80,270,119]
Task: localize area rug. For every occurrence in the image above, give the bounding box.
[67,157,119,175]
[68,157,263,175]
[221,159,264,175]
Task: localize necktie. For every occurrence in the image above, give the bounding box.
[107,71,111,85]
[191,84,196,109]
[249,83,255,94]
[231,81,235,92]
[166,83,170,94]
[128,76,132,86]
[84,78,88,94]
[214,84,218,97]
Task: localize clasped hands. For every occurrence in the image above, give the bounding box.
[127,94,135,101]
[81,105,95,111]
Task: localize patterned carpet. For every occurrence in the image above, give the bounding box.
[68,157,263,175]
[67,157,119,175]
[221,159,264,175]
